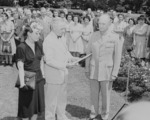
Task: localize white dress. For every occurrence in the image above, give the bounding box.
[113,21,128,50]
[0,20,16,55]
[65,21,74,49]
[69,23,84,54]
[82,23,93,53]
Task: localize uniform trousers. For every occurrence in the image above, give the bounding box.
[90,79,113,119]
[45,82,68,120]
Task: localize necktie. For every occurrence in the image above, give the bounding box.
[57,36,62,39]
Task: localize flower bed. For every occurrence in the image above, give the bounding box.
[113,52,150,101]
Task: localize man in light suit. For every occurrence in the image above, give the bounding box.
[43,20,78,120]
[85,14,122,120]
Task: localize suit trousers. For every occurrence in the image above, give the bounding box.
[45,82,67,120]
[90,80,113,119]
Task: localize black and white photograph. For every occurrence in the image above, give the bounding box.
[0,0,150,120]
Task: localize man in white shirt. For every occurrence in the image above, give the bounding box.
[43,20,78,120]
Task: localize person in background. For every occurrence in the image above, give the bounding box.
[43,20,78,120]
[53,10,61,21]
[63,8,68,16]
[123,18,135,53]
[6,8,14,22]
[93,10,101,32]
[13,11,24,46]
[85,14,122,120]
[87,8,95,19]
[0,8,4,22]
[32,10,37,20]
[133,16,148,66]
[0,12,16,65]
[146,21,150,68]
[40,7,51,39]
[81,11,87,24]
[114,14,128,53]
[116,101,150,120]
[125,10,132,23]
[113,11,119,23]
[81,16,93,53]
[65,14,74,49]
[17,7,25,19]
[60,11,67,23]
[18,9,32,43]
[16,21,45,120]
[69,15,84,57]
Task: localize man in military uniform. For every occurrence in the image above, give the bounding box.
[85,14,122,120]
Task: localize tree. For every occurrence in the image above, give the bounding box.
[0,0,14,6]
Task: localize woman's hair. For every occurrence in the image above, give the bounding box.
[128,18,136,25]
[23,21,43,40]
[118,13,125,19]
[66,13,73,20]
[3,12,9,19]
[83,15,91,22]
[23,22,34,39]
[137,15,146,22]
[60,11,65,16]
[73,15,81,23]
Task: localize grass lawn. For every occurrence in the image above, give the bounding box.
[0,65,125,120]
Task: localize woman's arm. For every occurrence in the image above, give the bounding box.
[74,33,82,42]
[134,25,148,36]
[1,35,6,41]
[17,61,25,88]
[7,29,14,41]
[40,57,45,78]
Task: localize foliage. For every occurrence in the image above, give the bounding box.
[1,0,150,14]
[0,0,14,6]
[113,51,150,101]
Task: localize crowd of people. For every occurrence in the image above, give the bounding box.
[0,7,149,66]
[0,6,150,120]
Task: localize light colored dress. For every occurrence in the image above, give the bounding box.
[0,20,16,55]
[82,23,93,53]
[133,23,148,58]
[114,21,128,51]
[69,23,84,54]
[65,21,73,49]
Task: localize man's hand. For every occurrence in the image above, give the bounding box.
[111,75,117,80]
[15,36,20,40]
[66,62,74,69]
[68,57,80,65]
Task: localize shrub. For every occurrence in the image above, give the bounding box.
[113,51,150,101]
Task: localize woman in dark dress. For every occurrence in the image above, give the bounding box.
[123,18,135,53]
[16,21,45,120]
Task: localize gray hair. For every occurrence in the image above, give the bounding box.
[51,20,66,31]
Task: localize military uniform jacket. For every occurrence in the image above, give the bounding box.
[85,30,122,81]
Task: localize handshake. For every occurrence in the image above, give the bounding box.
[66,57,80,68]
[66,53,92,68]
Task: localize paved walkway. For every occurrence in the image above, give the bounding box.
[0,65,125,120]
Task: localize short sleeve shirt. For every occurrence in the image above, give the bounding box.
[16,41,43,72]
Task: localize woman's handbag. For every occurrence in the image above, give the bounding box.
[2,41,12,54]
[15,71,36,90]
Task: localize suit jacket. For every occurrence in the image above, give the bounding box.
[43,32,72,84]
[85,30,122,81]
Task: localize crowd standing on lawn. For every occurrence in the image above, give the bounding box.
[0,6,150,120]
